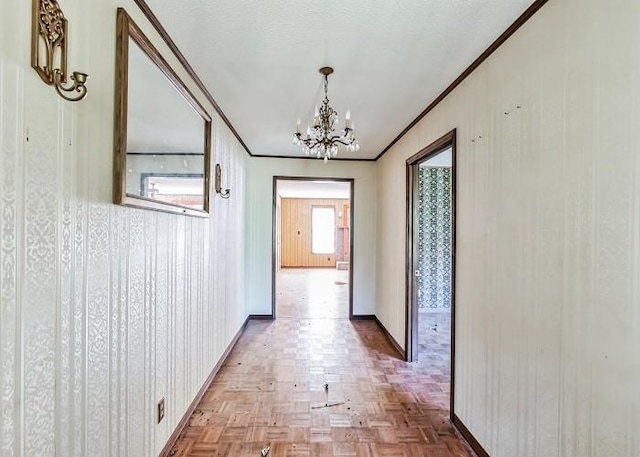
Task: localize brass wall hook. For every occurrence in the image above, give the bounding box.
[215,163,231,199]
[31,0,89,102]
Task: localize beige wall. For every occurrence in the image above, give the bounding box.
[245,157,376,316]
[0,1,247,456]
[376,1,640,456]
[4,0,639,456]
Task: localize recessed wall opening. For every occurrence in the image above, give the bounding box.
[406,130,456,420]
[272,177,354,319]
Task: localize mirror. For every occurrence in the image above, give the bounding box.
[114,8,211,216]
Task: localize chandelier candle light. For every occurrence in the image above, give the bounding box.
[293,67,359,162]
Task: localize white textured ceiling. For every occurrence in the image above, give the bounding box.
[144,0,535,159]
[277,180,350,199]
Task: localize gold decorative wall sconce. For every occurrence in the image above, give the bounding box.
[31,0,89,102]
[215,164,231,199]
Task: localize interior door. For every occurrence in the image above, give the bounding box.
[276,196,281,270]
[405,130,456,418]
[408,164,421,362]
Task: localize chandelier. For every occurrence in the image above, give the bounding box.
[293,67,359,162]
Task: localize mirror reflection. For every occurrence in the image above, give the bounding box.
[114,8,211,216]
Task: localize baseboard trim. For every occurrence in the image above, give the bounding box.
[248,314,274,320]
[158,315,251,457]
[350,314,376,320]
[452,413,490,457]
[352,314,405,359]
[373,316,406,359]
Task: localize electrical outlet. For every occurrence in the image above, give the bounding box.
[157,397,165,424]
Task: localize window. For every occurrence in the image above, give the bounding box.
[311,207,335,254]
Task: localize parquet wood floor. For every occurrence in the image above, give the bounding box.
[169,270,474,457]
[276,268,350,319]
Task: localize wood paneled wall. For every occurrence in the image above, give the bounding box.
[280,198,349,267]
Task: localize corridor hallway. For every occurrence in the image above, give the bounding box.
[276,268,350,319]
[169,270,474,456]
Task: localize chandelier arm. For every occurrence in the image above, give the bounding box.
[301,138,322,149]
[325,133,353,143]
[302,136,353,148]
[293,66,358,161]
[329,139,352,146]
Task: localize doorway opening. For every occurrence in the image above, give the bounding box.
[406,130,456,418]
[272,177,354,319]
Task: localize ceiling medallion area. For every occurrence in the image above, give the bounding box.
[293,67,359,162]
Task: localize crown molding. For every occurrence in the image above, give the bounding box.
[375,0,550,160]
[133,0,252,156]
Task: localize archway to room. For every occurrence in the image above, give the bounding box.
[272,177,354,319]
[406,130,456,419]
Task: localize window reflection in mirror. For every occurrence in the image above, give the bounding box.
[114,8,211,216]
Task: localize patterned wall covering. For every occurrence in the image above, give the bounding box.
[417,167,452,309]
[0,2,247,455]
[376,1,640,455]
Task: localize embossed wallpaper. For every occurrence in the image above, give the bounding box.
[375,1,640,456]
[0,1,247,456]
[417,167,452,309]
